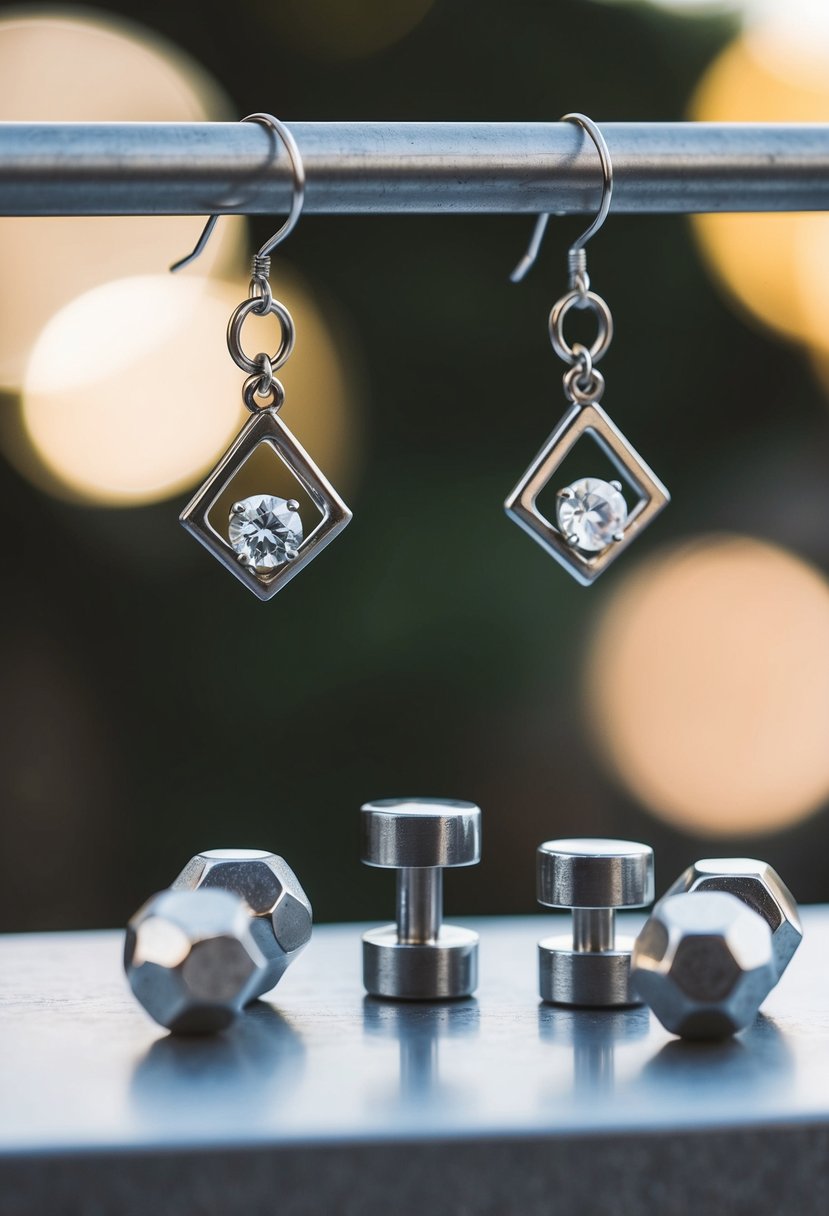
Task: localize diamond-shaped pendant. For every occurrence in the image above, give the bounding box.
[181,407,351,601]
[504,401,669,586]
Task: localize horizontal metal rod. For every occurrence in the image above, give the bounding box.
[0,122,827,216]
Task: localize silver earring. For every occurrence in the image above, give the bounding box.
[172,113,351,601]
[505,113,669,587]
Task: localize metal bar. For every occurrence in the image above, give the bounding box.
[0,122,827,216]
[572,908,615,952]
[397,868,442,945]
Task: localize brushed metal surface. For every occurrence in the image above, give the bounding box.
[1,912,828,1214]
[537,839,654,909]
[0,123,828,215]
[538,934,639,1007]
[363,924,478,1000]
[361,799,481,869]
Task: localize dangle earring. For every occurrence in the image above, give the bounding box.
[504,113,669,586]
[173,113,351,601]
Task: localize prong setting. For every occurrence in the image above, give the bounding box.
[503,401,670,586]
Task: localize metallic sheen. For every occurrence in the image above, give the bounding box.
[124,888,264,1034]
[180,405,351,601]
[632,891,778,1040]
[537,838,654,1008]
[504,402,670,586]
[0,123,827,215]
[361,798,482,1000]
[2,913,826,1214]
[662,857,802,981]
[170,848,312,1001]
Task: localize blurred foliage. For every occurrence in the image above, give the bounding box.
[0,0,827,932]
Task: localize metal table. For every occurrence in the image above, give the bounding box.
[1,912,828,1215]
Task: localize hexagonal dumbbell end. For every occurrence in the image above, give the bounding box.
[125,888,265,1034]
[663,857,802,981]
[631,890,778,1039]
[171,849,312,1001]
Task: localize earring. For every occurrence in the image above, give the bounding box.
[504,113,669,587]
[172,113,351,601]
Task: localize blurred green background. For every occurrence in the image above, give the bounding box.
[1,0,829,933]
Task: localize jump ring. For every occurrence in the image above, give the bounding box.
[254,352,274,395]
[228,297,295,377]
[243,373,285,413]
[249,276,273,314]
[571,342,593,383]
[549,289,613,366]
[563,363,605,404]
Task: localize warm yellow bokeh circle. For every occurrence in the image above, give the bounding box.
[690,29,829,347]
[19,270,357,506]
[0,12,244,391]
[585,536,829,836]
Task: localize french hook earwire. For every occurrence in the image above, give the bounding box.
[509,113,614,294]
[169,112,306,276]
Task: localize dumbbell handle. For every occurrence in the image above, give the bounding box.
[397,867,443,944]
[573,907,615,952]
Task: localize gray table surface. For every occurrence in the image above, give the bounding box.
[1,911,828,1215]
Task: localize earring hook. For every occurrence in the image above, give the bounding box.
[510,113,613,289]
[170,113,306,274]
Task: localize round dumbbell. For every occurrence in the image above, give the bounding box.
[361,798,481,1000]
[537,838,654,1007]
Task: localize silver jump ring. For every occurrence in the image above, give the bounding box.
[549,289,614,366]
[563,363,605,404]
[254,352,274,395]
[227,297,295,376]
[243,373,285,413]
[572,342,593,382]
[249,275,274,314]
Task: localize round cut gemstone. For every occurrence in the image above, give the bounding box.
[555,477,628,553]
[228,495,303,570]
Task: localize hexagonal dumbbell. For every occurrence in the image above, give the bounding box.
[171,849,312,1001]
[662,857,802,981]
[537,838,654,1007]
[125,888,265,1034]
[631,890,778,1039]
[361,798,481,1000]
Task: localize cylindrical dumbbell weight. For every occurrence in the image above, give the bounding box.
[361,798,481,1000]
[537,838,654,1007]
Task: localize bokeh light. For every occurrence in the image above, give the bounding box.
[585,536,829,836]
[18,270,357,506]
[690,25,829,346]
[0,11,244,390]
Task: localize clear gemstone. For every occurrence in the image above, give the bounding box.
[228,495,303,570]
[556,477,628,553]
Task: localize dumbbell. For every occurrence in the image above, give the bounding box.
[125,847,312,1034]
[171,848,313,1000]
[630,855,802,1038]
[536,838,654,1006]
[631,890,778,1038]
[361,798,481,1000]
[124,888,265,1034]
[662,857,802,980]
